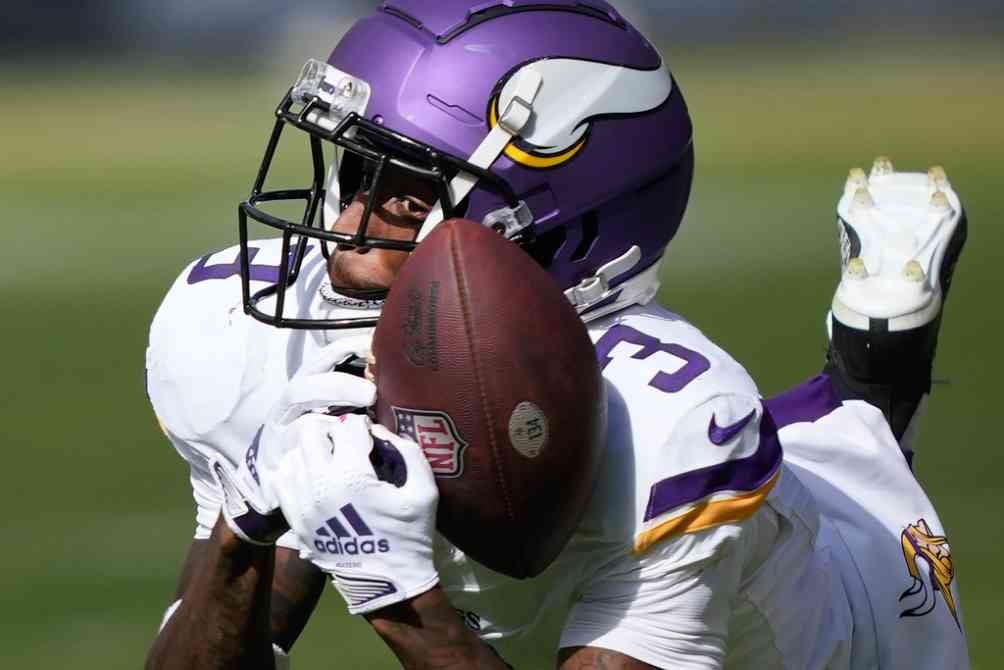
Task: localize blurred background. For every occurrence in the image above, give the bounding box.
[2,1,1001,667]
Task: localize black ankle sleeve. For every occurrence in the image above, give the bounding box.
[824,317,939,441]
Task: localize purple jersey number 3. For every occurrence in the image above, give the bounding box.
[595,324,710,393]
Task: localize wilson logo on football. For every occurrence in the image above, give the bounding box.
[392,407,467,478]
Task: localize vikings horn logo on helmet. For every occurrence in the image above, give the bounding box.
[488,58,674,169]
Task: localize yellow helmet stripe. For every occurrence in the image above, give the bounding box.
[488,99,585,169]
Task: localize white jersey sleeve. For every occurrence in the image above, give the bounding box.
[560,475,852,670]
[559,507,764,668]
[585,305,780,555]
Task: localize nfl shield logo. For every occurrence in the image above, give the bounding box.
[392,407,468,478]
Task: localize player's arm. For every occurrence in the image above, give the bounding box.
[269,544,326,652]
[146,520,277,670]
[145,511,325,669]
[558,647,656,669]
[144,424,310,670]
[166,536,325,648]
[365,587,510,669]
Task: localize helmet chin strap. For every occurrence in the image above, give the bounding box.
[416,67,543,242]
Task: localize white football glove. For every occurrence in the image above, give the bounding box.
[212,335,376,546]
[270,413,440,614]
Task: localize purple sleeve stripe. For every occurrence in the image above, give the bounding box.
[764,374,842,429]
[643,410,783,523]
[634,468,781,555]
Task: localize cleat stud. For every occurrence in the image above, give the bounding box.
[903,260,926,283]
[931,191,952,211]
[928,165,950,190]
[847,167,869,190]
[870,156,894,178]
[852,186,875,210]
[847,257,869,280]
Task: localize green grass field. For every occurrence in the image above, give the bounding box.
[2,40,1001,668]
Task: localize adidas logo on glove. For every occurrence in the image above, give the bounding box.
[314,503,390,555]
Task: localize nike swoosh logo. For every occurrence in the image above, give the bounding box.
[708,409,756,445]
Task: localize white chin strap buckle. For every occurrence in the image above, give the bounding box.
[483,200,534,240]
[417,68,544,242]
[565,246,642,313]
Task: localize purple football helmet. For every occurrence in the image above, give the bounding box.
[239,0,694,329]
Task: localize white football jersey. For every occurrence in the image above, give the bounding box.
[147,238,966,669]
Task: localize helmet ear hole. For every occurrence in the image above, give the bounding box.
[569,211,600,262]
[525,226,567,269]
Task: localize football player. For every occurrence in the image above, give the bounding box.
[144,2,969,668]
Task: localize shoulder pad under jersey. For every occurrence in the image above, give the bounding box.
[145,241,279,439]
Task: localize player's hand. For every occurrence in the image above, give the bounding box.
[212,335,377,546]
[270,413,440,614]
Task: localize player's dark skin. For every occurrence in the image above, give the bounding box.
[146,167,652,669]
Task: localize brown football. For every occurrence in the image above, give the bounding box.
[372,218,606,579]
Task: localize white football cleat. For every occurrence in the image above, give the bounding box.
[832,158,967,333]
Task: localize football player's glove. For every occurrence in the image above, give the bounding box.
[213,335,376,545]
[271,413,440,614]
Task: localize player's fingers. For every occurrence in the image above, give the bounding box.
[325,413,378,477]
[272,438,322,528]
[287,412,340,448]
[270,413,347,504]
[297,335,373,377]
[275,372,376,424]
[270,414,335,475]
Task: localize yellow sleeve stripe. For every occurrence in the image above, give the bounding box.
[633,468,781,555]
